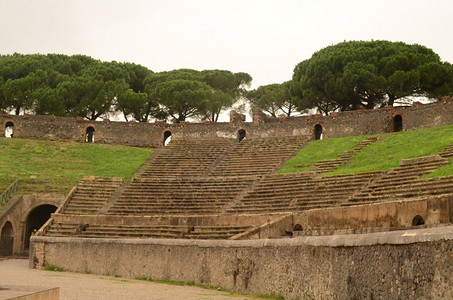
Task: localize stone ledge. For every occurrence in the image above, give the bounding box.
[33,224,453,248]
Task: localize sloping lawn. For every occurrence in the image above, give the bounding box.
[0,138,153,194]
[278,124,453,177]
[329,125,453,176]
[278,135,369,173]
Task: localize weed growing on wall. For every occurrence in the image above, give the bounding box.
[44,264,64,272]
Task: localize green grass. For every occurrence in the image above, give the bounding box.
[279,124,453,177]
[44,264,64,272]
[0,138,153,194]
[329,125,453,176]
[134,276,284,299]
[423,160,453,178]
[278,135,369,173]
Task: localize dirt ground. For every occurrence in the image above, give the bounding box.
[0,258,264,300]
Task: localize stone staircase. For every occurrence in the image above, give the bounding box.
[208,136,310,177]
[60,177,123,215]
[295,172,382,209]
[439,144,453,159]
[299,136,380,174]
[107,176,257,215]
[347,154,449,204]
[138,139,235,178]
[226,172,379,214]
[44,221,82,236]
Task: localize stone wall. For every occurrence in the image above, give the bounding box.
[292,196,453,232]
[0,194,64,254]
[2,99,453,146]
[30,226,453,299]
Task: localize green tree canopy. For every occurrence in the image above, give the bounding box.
[145,69,252,122]
[200,70,252,122]
[291,40,453,115]
[0,54,250,122]
[155,79,212,123]
[247,81,298,118]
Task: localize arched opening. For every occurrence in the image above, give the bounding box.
[392,114,403,132]
[412,215,425,226]
[314,124,323,140]
[163,130,172,146]
[238,129,246,142]
[4,121,14,138]
[0,222,14,256]
[24,205,57,249]
[293,224,303,231]
[86,126,95,143]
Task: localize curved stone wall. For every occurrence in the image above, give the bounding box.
[30,225,453,299]
[2,99,453,147]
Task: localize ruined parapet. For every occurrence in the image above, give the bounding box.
[229,110,245,124]
[252,108,267,124]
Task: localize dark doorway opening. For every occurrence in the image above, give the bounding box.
[163,131,172,146]
[5,121,14,138]
[238,129,246,142]
[393,115,403,132]
[24,205,57,249]
[412,215,425,226]
[314,124,323,140]
[0,221,14,256]
[86,126,95,143]
[293,224,303,231]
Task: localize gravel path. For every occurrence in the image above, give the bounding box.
[0,258,261,300]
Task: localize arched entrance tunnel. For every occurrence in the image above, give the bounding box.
[24,205,57,249]
[0,221,14,256]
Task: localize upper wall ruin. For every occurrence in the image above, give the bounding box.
[1,97,453,147]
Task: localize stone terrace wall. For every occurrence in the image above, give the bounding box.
[31,226,453,299]
[2,99,453,146]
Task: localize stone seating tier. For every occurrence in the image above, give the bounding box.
[44,222,254,240]
[139,139,235,178]
[61,177,123,215]
[346,176,453,205]
[107,176,256,215]
[348,155,448,203]
[226,172,380,214]
[209,136,310,176]
[300,136,380,174]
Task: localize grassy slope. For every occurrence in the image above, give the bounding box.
[279,124,453,176]
[0,138,153,194]
[278,135,369,173]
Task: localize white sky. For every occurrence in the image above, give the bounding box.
[1,0,453,89]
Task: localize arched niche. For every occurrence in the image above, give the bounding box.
[86,126,95,143]
[163,130,172,146]
[237,129,247,142]
[24,204,57,249]
[4,121,14,138]
[314,124,324,140]
[392,113,404,132]
[293,224,303,231]
[0,221,14,256]
[412,215,425,226]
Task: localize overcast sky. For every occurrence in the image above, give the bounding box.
[1,0,453,89]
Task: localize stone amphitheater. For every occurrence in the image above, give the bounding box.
[1,99,453,299]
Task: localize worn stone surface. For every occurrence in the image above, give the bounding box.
[31,225,453,299]
[0,194,64,254]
